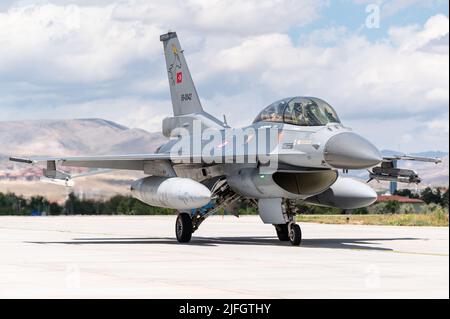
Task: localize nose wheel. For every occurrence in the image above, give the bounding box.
[176,212,193,243]
[275,224,289,241]
[274,223,302,246]
[288,223,302,246]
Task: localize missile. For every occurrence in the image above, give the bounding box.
[369,167,421,184]
[368,173,421,184]
[131,176,212,210]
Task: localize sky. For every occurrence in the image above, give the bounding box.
[0,0,448,153]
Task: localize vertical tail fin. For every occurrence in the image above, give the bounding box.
[160,32,203,116]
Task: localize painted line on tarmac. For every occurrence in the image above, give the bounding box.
[392,250,449,257]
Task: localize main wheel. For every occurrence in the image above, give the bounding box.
[289,224,302,246]
[274,224,289,241]
[176,213,193,243]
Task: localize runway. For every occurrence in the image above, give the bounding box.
[0,215,448,298]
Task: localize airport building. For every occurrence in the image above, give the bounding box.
[376,195,425,213]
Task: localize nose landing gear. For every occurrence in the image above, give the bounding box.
[275,224,289,241]
[288,223,302,246]
[274,222,302,245]
[273,200,302,246]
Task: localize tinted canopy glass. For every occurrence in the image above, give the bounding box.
[253,97,340,126]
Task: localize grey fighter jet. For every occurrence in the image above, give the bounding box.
[10,32,441,245]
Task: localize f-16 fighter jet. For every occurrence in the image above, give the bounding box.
[11,32,441,245]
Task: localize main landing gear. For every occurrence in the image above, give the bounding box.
[175,180,242,243]
[175,212,193,243]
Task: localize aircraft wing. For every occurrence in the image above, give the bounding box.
[11,154,173,170]
[9,153,188,181]
[9,149,268,170]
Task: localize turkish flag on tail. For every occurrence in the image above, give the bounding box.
[176,72,183,84]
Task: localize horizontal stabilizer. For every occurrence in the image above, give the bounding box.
[10,157,119,186]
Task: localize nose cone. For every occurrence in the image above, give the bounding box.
[324,132,382,169]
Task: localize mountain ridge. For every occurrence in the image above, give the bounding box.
[0,118,167,157]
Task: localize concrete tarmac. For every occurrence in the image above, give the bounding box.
[0,215,448,298]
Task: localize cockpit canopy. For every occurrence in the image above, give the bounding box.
[253,97,341,126]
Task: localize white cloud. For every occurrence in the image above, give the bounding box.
[426,87,449,103]
[189,0,325,34]
[347,113,449,153]
[388,14,449,52]
[0,3,163,83]
[0,0,326,83]
[203,15,449,120]
[427,116,450,134]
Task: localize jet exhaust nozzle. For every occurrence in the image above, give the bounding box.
[324,132,382,169]
[131,176,211,210]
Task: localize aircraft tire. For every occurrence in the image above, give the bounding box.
[275,224,290,241]
[289,224,302,246]
[176,212,193,243]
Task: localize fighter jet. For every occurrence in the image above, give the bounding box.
[10,32,441,245]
